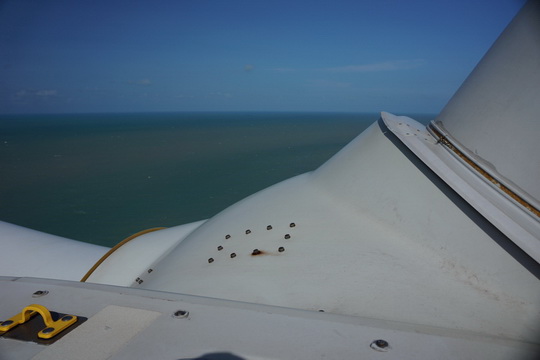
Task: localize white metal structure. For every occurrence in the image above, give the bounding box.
[1,2,539,359]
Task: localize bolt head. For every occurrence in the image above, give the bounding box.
[42,327,55,334]
[1,320,14,326]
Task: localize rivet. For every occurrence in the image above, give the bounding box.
[245,229,251,234]
[284,234,291,239]
[42,327,55,334]
[217,246,223,251]
[278,247,285,252]
[225,234,231,239]
[32,290,49,298]
[289,222,296,228]
[61,316,73,322]
[208,258,214,263]
[1,320,14,326]
[230,253,236,258]
[173,310,189,318]
[266,225,272,230]
[252,249,261,255]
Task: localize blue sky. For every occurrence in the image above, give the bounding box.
[0,0,525,115]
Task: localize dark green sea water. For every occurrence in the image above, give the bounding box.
[0,112,434,247]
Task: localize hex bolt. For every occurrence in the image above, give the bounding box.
[61,316,73,322]
[245,229,251,235]
[42,327,55,334]
[266,225,272,230]
[289,223,296,228]
[252,249,261,255]
[217,246,223,251]
[1,320,14,326]
[278,247,285,252]
[208,258,214,263]
[147,268,153,273]
[284,234,291,239]
[32,290,49,298]
[225,234,231,239]
[230,253,237,258]
[370,339,390,352]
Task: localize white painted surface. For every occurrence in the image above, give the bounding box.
[85,220,206,286]
[0,221,108,281]
[383,112,540,262]
[434,1,540,207]
[110,121,539,343]
[1,277,538,360]
[32,306,161,360]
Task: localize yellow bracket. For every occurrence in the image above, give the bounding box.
[0,304,77,339]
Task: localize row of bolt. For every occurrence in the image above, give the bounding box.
[224,222,296,239]
[208,246,285,263]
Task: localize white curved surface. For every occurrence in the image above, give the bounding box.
[434,1,540,206]
[111,120,540,343]
[0,221,109,281]
[85,220,206,286]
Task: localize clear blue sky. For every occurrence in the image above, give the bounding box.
[0,0,525,115]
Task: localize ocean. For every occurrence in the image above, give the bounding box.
[0,112,434,247]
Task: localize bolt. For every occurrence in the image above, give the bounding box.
[278,247,285,252]
[370,339,390,352]
[252,249,261,255]
[1,320,14,326]
[208,258,214,263]
[225,234,231,239]
[284,234,291,239]
[32,290,49,298]
[230,253,236,258]
[266,225,272,230]
[245,229,251,234]
[42,327,55,334]
[61,316,73,322]
[217,246,223,251]
[147,268,153,273]
[289,222,296,228]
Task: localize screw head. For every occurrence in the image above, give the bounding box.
[32,290,49,298]
[370,339,390,352]
[289,222,296,228]
[230,253,236,258]
[266,225,272,230]
[1,320,14,326]
[284,234,291,239]
[217,246,223,251]
[245,229,251,234]
[42,327,55,334]
[225,234,231,239]
[208,258,214,263]
[252,249,261,255]
[61,316,73,322]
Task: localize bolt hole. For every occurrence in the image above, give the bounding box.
[32,290,49,298]
[173,310,189,318]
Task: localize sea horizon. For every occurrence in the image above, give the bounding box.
[0,111,435,247]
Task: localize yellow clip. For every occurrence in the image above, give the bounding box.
[0,304,77,339]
